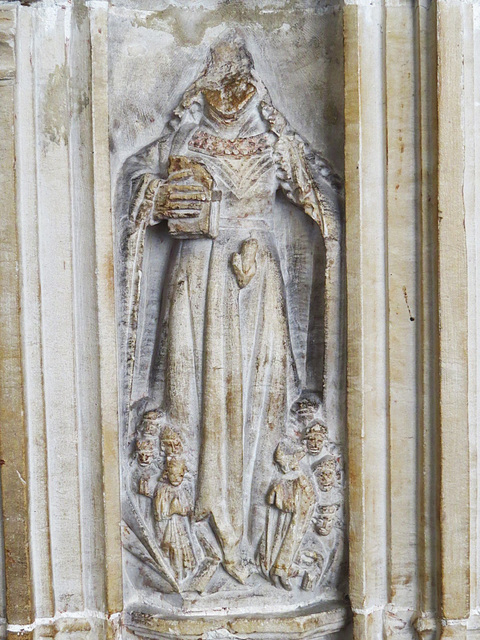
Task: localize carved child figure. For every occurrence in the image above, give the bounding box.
[291,392,321,426]
[136,439,157,498]
[298,549,324,592]
[136,438,156,467]
[153,457,196,581]
[135,410,162,498]
[257,439,316,590]
[142,409,162,437]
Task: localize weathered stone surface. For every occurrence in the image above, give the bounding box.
[116,29,346,635]
[1,2,480,640]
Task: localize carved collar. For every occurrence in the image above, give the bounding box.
[188,130,270,157]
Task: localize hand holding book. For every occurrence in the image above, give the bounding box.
[133,156,221,239]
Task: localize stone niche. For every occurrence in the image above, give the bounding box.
[8,2,477,640]
[110,3,347,639]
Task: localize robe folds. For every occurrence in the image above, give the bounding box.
[154,134,299,560]
[123,102,339,565]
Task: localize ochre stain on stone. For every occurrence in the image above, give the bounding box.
[43,63,70,147]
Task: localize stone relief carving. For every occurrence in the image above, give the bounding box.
[257,439,317,590]
[153,456,196,582]
[116,31,345,627]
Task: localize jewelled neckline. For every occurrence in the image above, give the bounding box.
[189,130,270,157]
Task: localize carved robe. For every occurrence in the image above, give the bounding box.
[125,97,339,567]
[258,473,316,581]
[153,482,195,580]
[153,112,299,563]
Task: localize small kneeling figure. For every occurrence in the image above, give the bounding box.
[257,439,316,590]
[153,457,196,581]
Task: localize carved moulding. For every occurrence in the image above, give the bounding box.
[115,32,346,640]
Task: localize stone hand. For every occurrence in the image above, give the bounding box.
[153,168,209,221]
[231,238,258,288]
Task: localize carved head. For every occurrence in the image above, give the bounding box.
[142,409,162,436]
[291,392,321,425]
[314,504,339,536]
[200,34,257,120]
[161,426,184,456]
[314,455,337,492]
[274,439,306,474]
[136,438,156,466]
[165,457,187,487]
[303,421,328,455]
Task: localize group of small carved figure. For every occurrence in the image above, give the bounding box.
[257,424,342,591]
[132,399,342,593]
[135,412,196,582]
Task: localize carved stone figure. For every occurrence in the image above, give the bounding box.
[257,440,316,590]
[291,392,322,426]
[314,504,339,537]
[134,411,161,496]
[153,457,196,581]
[298,549,324,591]
[160,426,183,457]
[135,438,156,468]
[314,455,338,492]
[303,421,328,455]
[118,31,343,613]
[141,409,162,437]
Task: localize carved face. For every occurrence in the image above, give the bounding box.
[315,456,337,491]
[136,439,155,466]
[292,393,321,424]
[274,451,291,475]
[203,75,256,120]
[298,550,320,567]
[166,458,187,486]
[314,505,338,536]
[162,429,183,457]
[167,467,185,487]
[274,442,305,474]
[303,423,328,455]
[143,419,160,436]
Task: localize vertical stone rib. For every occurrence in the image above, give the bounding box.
[69,0,107,619]
[15,4,54,624]
[384,1,419,635]
[88,1,123,617]
[0,2,33,629]
[469,2,480,624]
[437,1,470,635]
[33,3,85,613]
[416,0,439,636]
[344,2,389,637]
